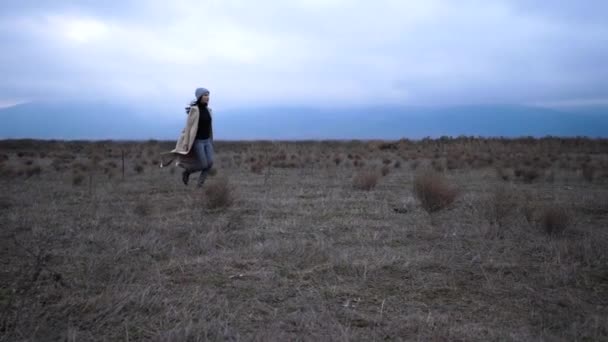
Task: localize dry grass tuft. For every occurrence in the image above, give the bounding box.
[0,196,11,210]
[352,170,379,191]
[540,204,571,236]
[410,160,420,170]
[515,167,540,183]
[134,199,152,217]
[72,173,85,186]
[413,170,458,213]
[482,184,518,226]
[24,165,42,178]
[250,161,264,174]
[581,164,595,182]
[495,166,512,181]
[205,176,234,209]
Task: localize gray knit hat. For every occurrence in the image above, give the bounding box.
[195,87,210,99]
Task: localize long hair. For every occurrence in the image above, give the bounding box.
[184,96,208,114]
[184,100,197,114]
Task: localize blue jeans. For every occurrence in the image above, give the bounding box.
[193,138,214,185]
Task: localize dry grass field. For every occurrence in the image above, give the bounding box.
[1,137,607,341]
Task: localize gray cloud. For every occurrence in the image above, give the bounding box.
[0,0,606,112]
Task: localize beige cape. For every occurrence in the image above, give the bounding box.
[160,106,213,170]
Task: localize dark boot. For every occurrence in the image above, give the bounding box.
[197,170,208,188]
[182,170,190,185]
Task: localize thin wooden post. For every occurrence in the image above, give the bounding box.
[122,149,125,180]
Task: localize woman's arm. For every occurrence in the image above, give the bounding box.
[182,107,197,149]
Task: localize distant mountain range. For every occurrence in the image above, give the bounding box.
[0,101,606,140]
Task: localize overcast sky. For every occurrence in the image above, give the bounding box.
[1,0,607,112]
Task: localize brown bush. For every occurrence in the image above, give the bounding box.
[205,177,234,209]
[413,170,458,213]
[352,170,379,191]
[540,205,571,235]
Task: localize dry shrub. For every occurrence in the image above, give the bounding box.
[540,204,571,235]
[250,161,264,174]
[134,164,144,174]
[446,157,461,170]
[431,158,445,172]
[24,165,42,178]
[495,166,511,181]
[522,195,538,225]
[73,161,89,172]
[413,170,458,213]
[515,167,540,183]
[394,160,401,168]
[72,173,85,186]
[134,200,151,217]
[205,177,234,209]
[105,160,118,169]
[272,161,299,168]
[334,156,342,165]
[545,169,555,183]
[0,165,16,178]
[352,170,379,191]
[353,160,365,168]
[410,160,420,170]
[581,164,595,182]
[381,165,390,177]
[0,197,11,211]
[483,185,518,226]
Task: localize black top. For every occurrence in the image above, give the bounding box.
[195,104,212,140]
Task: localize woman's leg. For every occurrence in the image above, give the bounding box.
[183,140,207,185]
[197,140,214,187]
